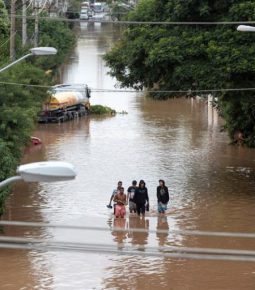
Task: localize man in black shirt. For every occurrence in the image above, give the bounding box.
[127,180,137,213]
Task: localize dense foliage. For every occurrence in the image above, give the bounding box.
[0,0,9,65]
[0,0,8,38]
[0,0,76,214]
[33,18,76,69]
[66,0,81,19]
[104,0,255,146]
[90,104,116,115]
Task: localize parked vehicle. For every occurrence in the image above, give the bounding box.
[88,9,94,18]
[93,12,107,21]
[94,2,103,13]
[38,84,91,123]
[81,1,90,9]
[80,9,89,20]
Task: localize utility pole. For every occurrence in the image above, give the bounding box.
[10,0,16,61]
[55,0,59,16]
[22,0,27,46]
[34,0,39,47]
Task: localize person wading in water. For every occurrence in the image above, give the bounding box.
[134,180,149,218]
[107,181,122,209]
[113,187,127,218]
[157,179,169,216]
[127,180,137,213]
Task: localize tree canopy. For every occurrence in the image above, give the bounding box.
[104,0,255,146]
[0,6,76,214]
[0,0,8,37]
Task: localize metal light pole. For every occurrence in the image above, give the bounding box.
[22,0,27,46]
[34,0,40,47]
[237,25,255,32]
[0,161,76,189]
[0,47,57,73]
[10,0,16,61]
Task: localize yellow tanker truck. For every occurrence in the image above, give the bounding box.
[38,84,91,123]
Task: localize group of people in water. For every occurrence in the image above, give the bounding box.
[107,179,169,218]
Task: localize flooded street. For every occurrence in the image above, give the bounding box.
[1,23,255,289]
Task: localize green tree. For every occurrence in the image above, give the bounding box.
[0,9,76,214]
[0,62,49,214]
[35,19,76,69]
[0,0,8,36]
[108,0,134,21]
[0,0,9,59]
[0,140,17,216]
[104,0,255,146]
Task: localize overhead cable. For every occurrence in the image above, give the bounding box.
[1,220,255,239]
[23,0,35,13]
[1,236,255,262]
[0,31,17,49]
[9,14,255,25]
[37,0,50,15]
[0,81,255,94]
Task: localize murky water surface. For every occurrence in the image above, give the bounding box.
[1,24,255,290]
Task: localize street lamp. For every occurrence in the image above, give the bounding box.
[237,25,255,32]
[0,161,76,189]
[0,47,57,73]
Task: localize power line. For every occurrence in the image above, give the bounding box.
[0,81,255,94]
[1,235,255,262]
[1,241,255,262]
[9,14,255,25]
[64,10,128,15]
[87,88,255,94]
[37,0,50,15]
[1,220,255,239]
[0,81,50,88]
[0,31,17,49]
[22,0,35,14]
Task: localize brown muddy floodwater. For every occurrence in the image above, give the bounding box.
[1,24,255,290]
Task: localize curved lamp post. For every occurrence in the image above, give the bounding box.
[0,161,76,189]
[0,47,57,73]
[237,25,255,32]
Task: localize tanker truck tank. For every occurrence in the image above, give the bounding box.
[38,84,91,123]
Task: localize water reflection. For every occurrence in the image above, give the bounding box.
[156,216,169,247]
[109,216,150,249]
[111,217,128,248]
[105,216,166,290]
[129,217,149,249]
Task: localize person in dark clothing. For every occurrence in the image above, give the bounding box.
[134,180,149,217]
[127,180,137,213]
[157,179,169,215]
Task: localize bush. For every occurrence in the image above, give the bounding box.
[90,105,116,115]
